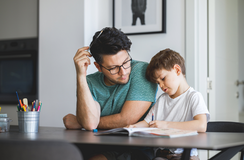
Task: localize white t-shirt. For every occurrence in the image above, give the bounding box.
[144,87,210,156]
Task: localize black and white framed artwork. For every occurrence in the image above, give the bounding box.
[113,0,166,35]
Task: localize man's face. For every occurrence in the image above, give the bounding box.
[99,50,132,86]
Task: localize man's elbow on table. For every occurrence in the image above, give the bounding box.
[77,117,99,131]
[82,122,99,131]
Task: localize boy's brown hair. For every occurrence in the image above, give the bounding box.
[146,48,186,83]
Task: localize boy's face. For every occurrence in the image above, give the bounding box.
[154,65,181,98]
[95,50,132,86]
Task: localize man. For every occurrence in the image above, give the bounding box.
[63,27,157,131]
[63,27,157,159]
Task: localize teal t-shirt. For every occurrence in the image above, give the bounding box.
[86,60,157,121]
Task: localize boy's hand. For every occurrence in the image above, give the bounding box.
[149,120,168,129]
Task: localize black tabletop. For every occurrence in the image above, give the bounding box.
[1,126,244,150]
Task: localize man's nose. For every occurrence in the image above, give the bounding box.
[119,66,126,75]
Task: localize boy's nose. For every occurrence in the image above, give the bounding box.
[159,82,164,88]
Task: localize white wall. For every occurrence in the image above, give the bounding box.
[0,0,38,40]
[0,0,38,125]
[39,0,84,127]
[1,0,185,127]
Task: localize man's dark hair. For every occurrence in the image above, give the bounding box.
[90,27,132,64]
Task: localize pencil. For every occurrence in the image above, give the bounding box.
[16,91,21,108]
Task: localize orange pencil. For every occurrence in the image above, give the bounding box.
[19,100,23,107]
[19,100,26,112]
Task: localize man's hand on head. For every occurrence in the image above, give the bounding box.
[73,46,92,76]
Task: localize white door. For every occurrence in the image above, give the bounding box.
[238,0,244,123]
[185,0,244,159]
[208,0,244,159]
[208,0,239,122]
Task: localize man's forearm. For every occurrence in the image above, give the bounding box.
[76,76,100,130]
[98,113,140,129]
[97,101,151,129]
[98,114,125,129]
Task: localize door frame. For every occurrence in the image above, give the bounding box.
[185,0,208,108]
[185,1,209,159]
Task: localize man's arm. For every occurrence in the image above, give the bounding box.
[63,47,100,130]
[97,100,152,129]
[76,75,101,130]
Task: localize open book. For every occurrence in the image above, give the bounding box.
[94,127,198,138]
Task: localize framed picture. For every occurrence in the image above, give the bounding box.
[113,0,166,35]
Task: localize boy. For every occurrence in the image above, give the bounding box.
[128,49,210,160]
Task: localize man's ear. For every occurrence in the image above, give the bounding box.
[94,62,102,72]
[173,64,182,76]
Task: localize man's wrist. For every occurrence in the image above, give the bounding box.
[77,74,87,83]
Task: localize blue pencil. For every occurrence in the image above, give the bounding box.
[16,91,21,109]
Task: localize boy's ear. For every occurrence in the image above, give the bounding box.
[94,62,102,72]
[173,64,182,76]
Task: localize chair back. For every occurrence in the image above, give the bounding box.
[207,121,244,132]
[0,139,83,160]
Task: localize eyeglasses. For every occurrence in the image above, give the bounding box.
[99,57,132,75]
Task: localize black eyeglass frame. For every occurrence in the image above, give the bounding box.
[99,55,132,75]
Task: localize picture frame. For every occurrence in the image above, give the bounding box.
[113,0,166,35]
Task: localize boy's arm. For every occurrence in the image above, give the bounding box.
[149,114,207,132]
[97,101,152,129]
